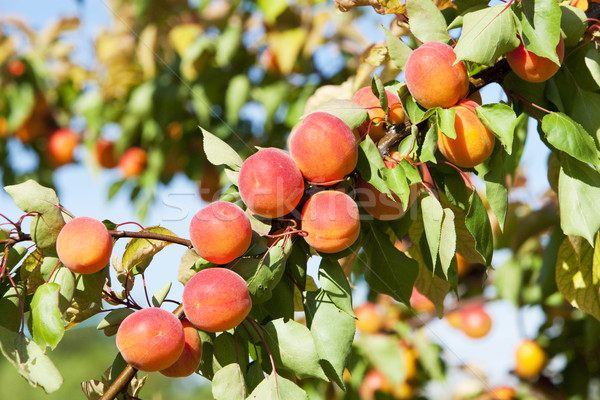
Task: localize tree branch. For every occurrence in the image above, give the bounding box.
[108,230,193,248]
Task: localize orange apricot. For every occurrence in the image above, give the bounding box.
[352,86,405,141]
[289,112,358,184]
[461,304,492,338]
[94,138,118,169]
[409,287,435,313]
[354,302,384,334]
[488,386,517,400]
[182,268,252,332]
[506,36,565,83]
[515,339,546,378]
[359,370,393,400]
[437,99,495,168]
[116,308,185,372]
[48,128,79,167]
[56,217,113,274]
[301,190,360,253]
[404,42,469,109]
[160,318,203,377]
[238,148,304,218]
[189,201,252,265]
[118,147,147,178]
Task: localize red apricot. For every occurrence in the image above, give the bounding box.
[409,287,435,313]
[48,128,79,167]
[182,268,252,332]
[189,201,252,265]
[515,339,546,378]
[461,304,492,338]
[289,112,358,185]
[506,36,564,83]
[116,308,185,372]
[359,370,393,400]
[118,147,147,178]
[404,42,469,109]
[238,148,304,218]
[301,190,360,253]
[56,217,113,274]
[352,87,405,141]
[7,60,25,77]
[354,302,383,334]
[160,318,203,377]
[437,99,495,168]
[95,138,118,169]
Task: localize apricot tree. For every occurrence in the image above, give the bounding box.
[1,0,600,399]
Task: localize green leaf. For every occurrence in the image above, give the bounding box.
[584,47,600,87]
[178,248,203,285]
[465,191,493,265]
[257,0,287,23]
[96,308,135,330]
[542,113,599,168]
[569,90,600,145]
[413,255,451,317]
[357,334,406,385]
[558,157,600,245]
[0,282,24,332]
[48,267,75,313]
[215,22,242,67]
[476,147,508,229]
[421,194,444,272]
[363,224,419,305]
[437,107,456,140]
[454,5,520,65]
[406,0,451,43]
[245,361,264,394]
[0,327,63,393]
[382,163,411,209]
[413,330,445,380]
[420,124,438,164]
[560,5,587,47]
[319,258,354,317]
[261,318,328,380]
[357,137,392,197]
[121,226,178,273]
[476,103,516,154]
[6,82,34,130]
[304,99,367,130]
[212,363,247,400]
[518,0,562,64]
[201,127,244,170]
[247,372,308,399]
[305,290,355,390]
[495,257,523,305]
[4,180,66,256]
[31,283,64,350]
[214,332,248,373]
[384,27,412,69]
[371,75,387,112]
[151,282,172,307]
[439,208,456,279]
[226,74,250,124]
[555,235,600,320]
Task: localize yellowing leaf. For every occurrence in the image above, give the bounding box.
[267,28,308,75]
[122,226,178,273]
[169,23,203,57]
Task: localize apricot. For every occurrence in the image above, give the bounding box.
[515,339,546,378]
[7,60,25,77]
[238,148,304,218]
[118,147,147,178]
[506,36,564,83]
[359,370,393,400]
[182,267,252,332]
[301,190,360,253]
[354,302,383,334]
[189,201,252,264]
[48,128,79,167]
[116,308,185,372]
[198,160,221,203]
[94,138,118,169]
[56,217,113,274]
[351,86,405,141]
[409,287,435,313]
[445,309,462,329]
[289,112,358,185]
[404,42,469,109]
[461,304,492,338]
[160,318,202,377]
[437,99,495,168]
[488,386,517,400]
[456,253,473,276]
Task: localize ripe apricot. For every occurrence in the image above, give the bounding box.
[352,86,405,141]
[488,386,517,400]
[456,253,473,276]
[56,217,113,274]
[409,287,435,313]
[506,36,565,83]
[182,268,252,332]
[118,147,147,178]
[7,60,25,77]
[189,201,252,265]
[94,138,118,169]
[116,308,185,372]
[48,128,79,167]
[515,339,546,378]
[354,302,383,334]
[289,112,358,184]
[359,370,393,400]
[461,304,492,338]
[301,190,360,253]
[404,42,469,109]
[238,148,304,218]
[437,99,495,168]
[160,318,203,377]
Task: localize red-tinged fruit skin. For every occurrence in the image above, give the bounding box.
[116,308,185,372]
[48,128,79,167]
[290,112,358,184]
[461,304,492,338]
[506,36,565,83]
[359,370,393,400]
[160,318,203,377]
[515,339,547,378]
[352,87,405,141]
[410,287,436,313]
[118,147,147,178]
[238,148,304,218]
[182,268,252,332]
[301,190,360,253]
[56,217,113,274]
[354,302,383,334]
[189,201,252,265]
[95,138,118,169]
[437,99,495,168]
[404,42,469,109]
[8,60,25,77]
